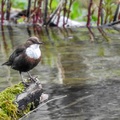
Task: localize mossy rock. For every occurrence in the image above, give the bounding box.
[0,83,25,120]
[0,80,43,120]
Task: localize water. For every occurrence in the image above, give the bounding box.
[0,25,120,119]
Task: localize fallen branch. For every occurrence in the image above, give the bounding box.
[19,95,67,120]
[105,20,120,26]
[16,79,43,110]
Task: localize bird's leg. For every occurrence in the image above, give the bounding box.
[19,71,25,82]
[19,71,28,86]
[27,72,36,82]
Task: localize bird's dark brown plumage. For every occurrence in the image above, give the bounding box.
[2,36,42,82]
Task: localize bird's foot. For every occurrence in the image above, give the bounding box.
[28,76,41,85]
[21,81,30,87]
[27,72,40,84]
[28,76,37,82]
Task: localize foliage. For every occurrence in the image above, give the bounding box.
[70,1,83,20]
[11,0,28,9]
[103,0,117,23]
[0,0,119,26]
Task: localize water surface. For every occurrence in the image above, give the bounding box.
[0,25,120,120]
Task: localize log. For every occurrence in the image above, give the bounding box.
[16,78,43,110]
[0,77,46,120]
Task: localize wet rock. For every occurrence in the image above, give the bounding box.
[16,78,43,110]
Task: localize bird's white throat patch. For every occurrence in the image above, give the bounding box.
[25,44,41,59]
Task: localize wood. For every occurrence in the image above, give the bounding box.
[16,78,43,110]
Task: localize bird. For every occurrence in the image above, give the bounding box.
[2,36,42,83]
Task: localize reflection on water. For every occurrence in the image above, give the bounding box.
[0,25,120,119]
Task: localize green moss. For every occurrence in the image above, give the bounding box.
[0,83,25,120]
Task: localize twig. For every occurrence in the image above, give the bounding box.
[113,3,120,22]
[101,7,104,25]
[87,0,93,27]
[37,0,43,23]
[39,95,67,108]
[98,27,111,42]
[56,6,61,26]
[43,0,48,25]
[63,0,67,27]
[87,27,94,42]
[65,0,75,24]
[106,20,120,26]
[19,95,67,120]
[6,0,11,21]
[1,25,8,55]
[97,0,103,26]
[1,0,6,24]
[49,0,53,10]
[46,0,64,25]
[27,0,31,22]
[50,95,93,113]
[31,0,42,24]
[62,0,75,27]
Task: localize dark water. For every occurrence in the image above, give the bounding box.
[0,25,120,120]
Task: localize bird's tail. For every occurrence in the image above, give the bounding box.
[2,61,11,66]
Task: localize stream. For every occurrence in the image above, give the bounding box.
[0,25,120,120]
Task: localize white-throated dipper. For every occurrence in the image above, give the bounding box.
[2,36,42,83]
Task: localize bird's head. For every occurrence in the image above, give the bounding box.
[26,36,43,47]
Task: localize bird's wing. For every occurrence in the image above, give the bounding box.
[9,45,25,60]
[2,45,25,66]
[9,45,25,63]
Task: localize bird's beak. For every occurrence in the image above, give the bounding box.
[37,42,43,44]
